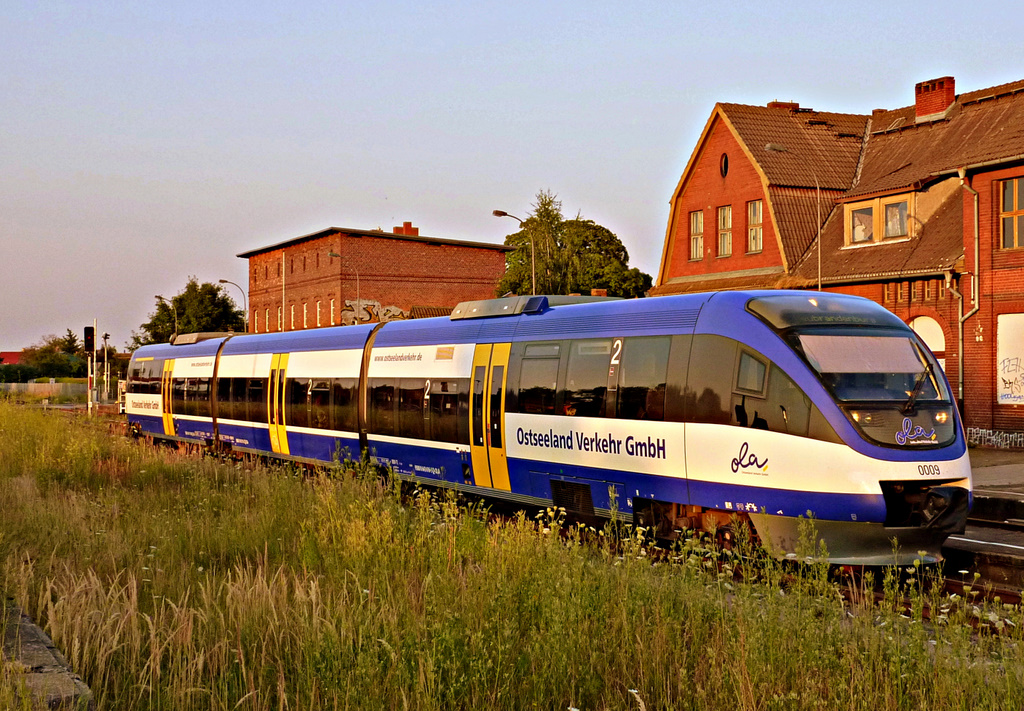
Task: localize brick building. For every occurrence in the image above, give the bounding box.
[238,222,512,332]
[650,76,1024,442]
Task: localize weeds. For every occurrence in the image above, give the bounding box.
[1,402,1024,708]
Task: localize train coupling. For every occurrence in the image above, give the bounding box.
[880,480,969,534]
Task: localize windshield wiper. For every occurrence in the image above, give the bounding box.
[902,362,934,414]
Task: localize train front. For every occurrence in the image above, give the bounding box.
[737,292,971,565]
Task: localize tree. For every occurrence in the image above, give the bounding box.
[20,333,87,378]
[496,190,652,298]
[130,277,245,349]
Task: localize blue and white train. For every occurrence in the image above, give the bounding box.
[125,290,971,564]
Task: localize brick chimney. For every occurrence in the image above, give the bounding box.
[393,221,419,236]
[767,100,800,111]
[915,76,955,120]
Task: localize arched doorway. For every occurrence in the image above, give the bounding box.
[910,316,946,372]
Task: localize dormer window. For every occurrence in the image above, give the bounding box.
[844,195,913,247]
[851,207,873,243]
[884,201,908,238]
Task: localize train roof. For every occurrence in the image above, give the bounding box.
[130,291,908,360]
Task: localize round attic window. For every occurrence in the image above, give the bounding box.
[720,153,729,177]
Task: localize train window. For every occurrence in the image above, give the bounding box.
[192,378,211,418]
[617,337,670,421]
[332,378,358,432]
[398,378,427,439]
[129,360,163,395]
[430,380,462,443]
[472,366,486,446]
[766,368,811,437]
[563,339,611,417]
[246,378,267,422]
[310,380,331,429]
[128,364,144,393]
[216,378,234,420]
[684,334,835,441]
[685,335,744,425]
[369,379,396,436]
[518,357,558,415]
[171,378,185,415]
[230,377,247,421]
[489,366,504,447]
[287,378,311,428]
[736,351,768,395]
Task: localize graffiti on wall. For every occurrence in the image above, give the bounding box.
[997,314,1024,404]
[341,299,409,326]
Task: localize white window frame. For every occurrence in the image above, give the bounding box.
[689,211,703,261]
[717,205,732,257]
[747,200,762,253]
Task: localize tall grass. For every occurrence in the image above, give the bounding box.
[2,401,1024,709]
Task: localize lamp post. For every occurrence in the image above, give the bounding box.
[102,332,110,402]
[764,143,822,291]
[328,250,359,324]
[493,209,535,296]
[155,295,178,342]
[218,279,248,331]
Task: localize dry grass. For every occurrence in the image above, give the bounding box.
[2,402,1024,709]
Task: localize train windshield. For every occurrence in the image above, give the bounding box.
[796,332,948,403]
[747,294,956,448]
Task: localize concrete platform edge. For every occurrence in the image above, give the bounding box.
[3,600,94,710]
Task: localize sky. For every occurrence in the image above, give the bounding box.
[3,0,1023,351]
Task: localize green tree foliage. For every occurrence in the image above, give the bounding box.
[19,331,88,378]
[130,277,245,349]
[0,363,40,383]
[496,190,653,298]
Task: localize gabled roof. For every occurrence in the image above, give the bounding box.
[851,79,1024,198]
[719,103,868,190]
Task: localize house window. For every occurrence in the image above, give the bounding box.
[883,283,893,303]
[253,310,259,333]
[1001,178,1024,249]
[717,206,732,257]
[884,201,908,238]
[747,200,762,253]
[317,301,322,327]
[851,207,874,243]
[303,303,308,329]
[845,195,915,246]
[689,211,703,261]
[331,299,336,325]
[277,307,282,331]
[924,280,934,301]
[290,305,295,330]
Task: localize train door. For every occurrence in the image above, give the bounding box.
[268,353,291,456]
[469,343,512,491]
[161,359,175,437]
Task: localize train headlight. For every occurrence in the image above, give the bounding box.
[934,411,949,424]
[850,411,872,424]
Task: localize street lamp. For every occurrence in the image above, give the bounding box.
[218,279,248,331]
[328,250,359,324]
[764,143,822,291]
[154,295,178,342]
[102,332,110,402]
[493,209,535,296]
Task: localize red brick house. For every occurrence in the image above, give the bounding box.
[239,222,512,333]
[651,77,1024,444]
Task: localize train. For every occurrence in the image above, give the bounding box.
[124,290,971,565]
